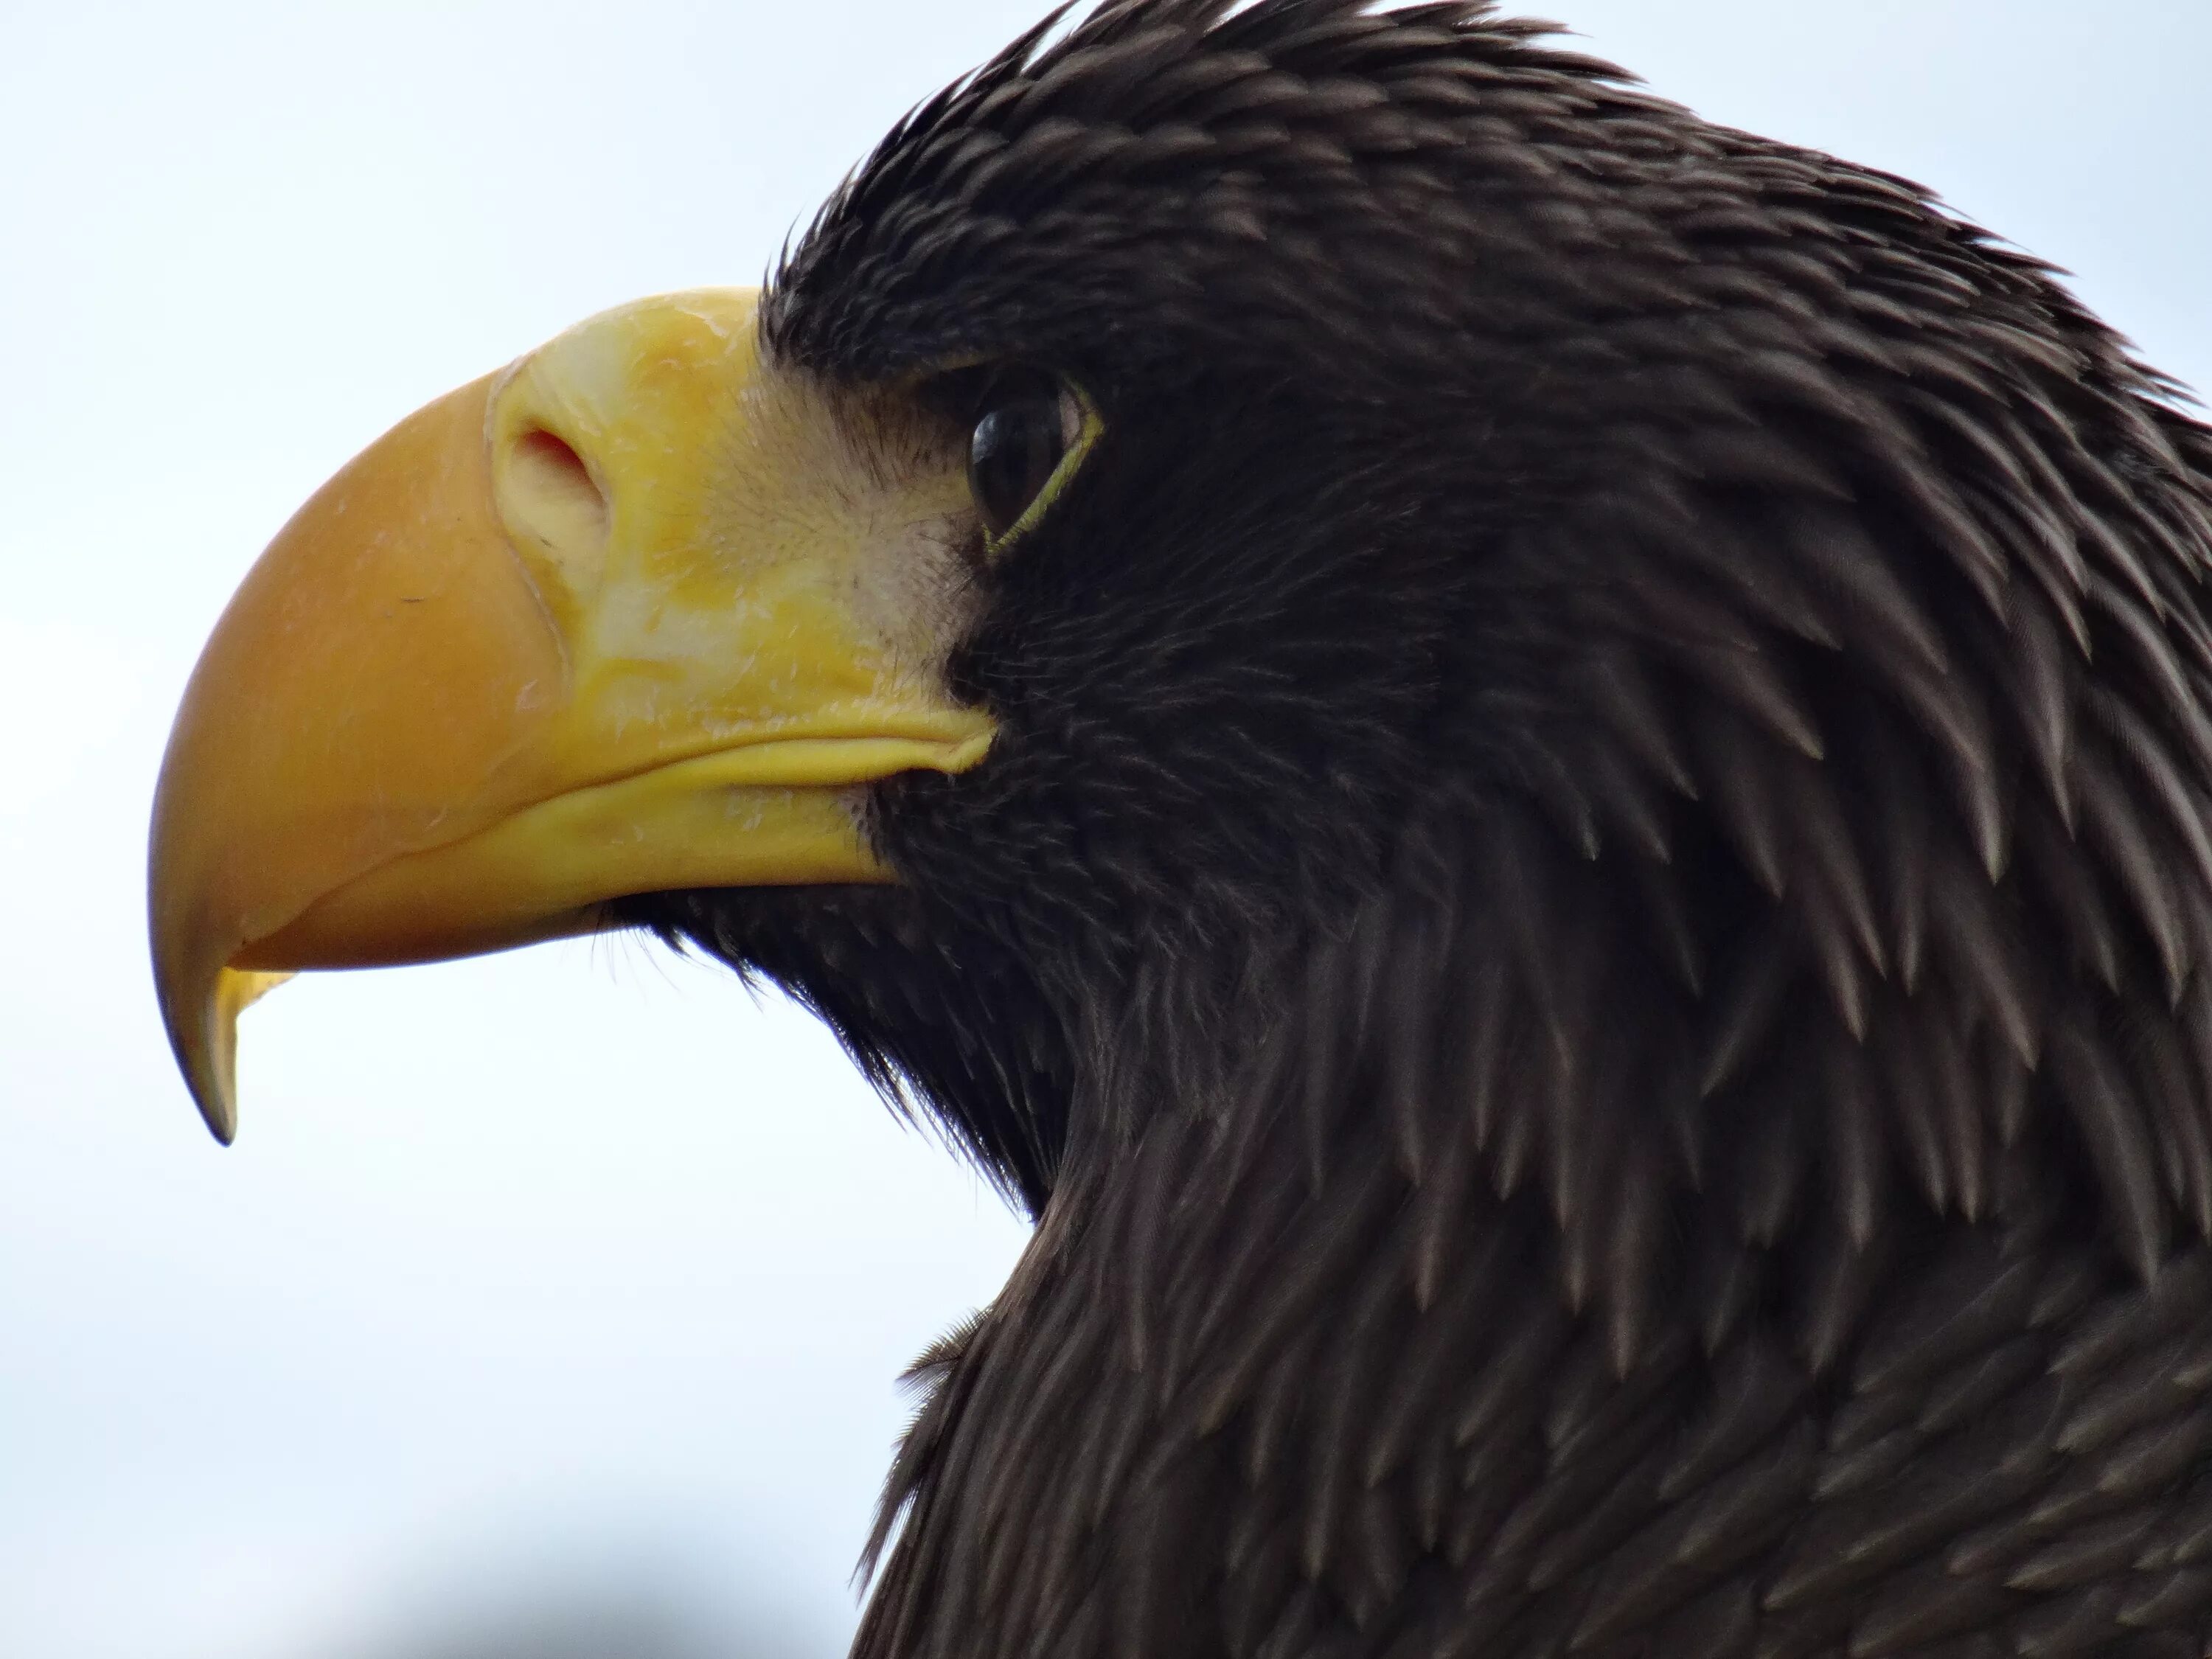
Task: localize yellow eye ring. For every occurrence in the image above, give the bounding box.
[968,372,1102,557]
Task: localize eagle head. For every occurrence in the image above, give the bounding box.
[150,4,2212,1655]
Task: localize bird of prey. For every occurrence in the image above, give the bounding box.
[150,2,2212,1655]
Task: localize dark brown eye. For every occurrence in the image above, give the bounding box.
[968,370,1079,540]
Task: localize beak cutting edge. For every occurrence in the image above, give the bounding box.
[150,288,993,1143]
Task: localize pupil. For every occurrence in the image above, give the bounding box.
[970,388,1068,538]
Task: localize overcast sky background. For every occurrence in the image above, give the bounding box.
[3,3,2208,1656]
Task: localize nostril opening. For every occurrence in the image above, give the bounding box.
[503,427,611,563]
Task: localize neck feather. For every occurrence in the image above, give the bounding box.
[858,805,2212,1659]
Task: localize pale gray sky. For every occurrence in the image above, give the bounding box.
[2,4,2206,1656]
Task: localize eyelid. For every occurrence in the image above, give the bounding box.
[981,375,1104,562]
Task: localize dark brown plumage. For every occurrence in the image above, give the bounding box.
[623,3,2212,1655]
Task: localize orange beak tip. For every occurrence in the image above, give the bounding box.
[168,967,295,1147]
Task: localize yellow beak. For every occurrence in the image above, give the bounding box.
[150,288,992,1143]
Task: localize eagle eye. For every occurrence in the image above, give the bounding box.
[966,369,1087,546]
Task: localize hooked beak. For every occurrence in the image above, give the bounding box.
[150,288,991,1141]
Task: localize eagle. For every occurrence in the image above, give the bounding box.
[149,2,2212,1656]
